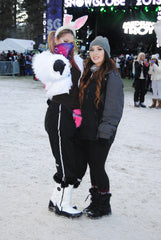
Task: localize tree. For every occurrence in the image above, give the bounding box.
[0,0,46,44]
[0,0,14,40]
[22,0,46,45]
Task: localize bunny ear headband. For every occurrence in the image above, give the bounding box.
[55,14,88,37]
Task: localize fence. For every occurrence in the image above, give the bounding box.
[0,61,20,76]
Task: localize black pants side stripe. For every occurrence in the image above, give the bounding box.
[58,104,65,182]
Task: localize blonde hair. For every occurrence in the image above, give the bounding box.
[137,52,145,63]
[48,31,55,54]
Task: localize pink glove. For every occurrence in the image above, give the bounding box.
[73,109,82,128]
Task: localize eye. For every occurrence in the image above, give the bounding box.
[89,48,94,52]
[98,48,103,51]
[61,39,68,43]
[61,39,74,44]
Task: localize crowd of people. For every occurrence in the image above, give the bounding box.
[0,48,161,100]
[114,52,161,108]
[0,50,34,76]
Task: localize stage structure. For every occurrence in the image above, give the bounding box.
[64,0,161,55]
[43,0,64,42]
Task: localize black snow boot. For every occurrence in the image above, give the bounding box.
[83,188,99,214]
[86,193,112,219]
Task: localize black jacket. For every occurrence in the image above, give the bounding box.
[97,70,124,140]
[135,61,149,80]
[80,70,124,141]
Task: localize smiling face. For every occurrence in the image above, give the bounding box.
[89,45,105,67]
[55,32,74,45]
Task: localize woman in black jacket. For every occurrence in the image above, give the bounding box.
[134,52,149,107]
[79,36,124,218]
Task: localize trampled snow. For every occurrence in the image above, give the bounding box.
[0,76,161,240]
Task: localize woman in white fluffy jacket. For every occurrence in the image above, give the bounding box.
[148,54,161,108]
[32,15,88,218]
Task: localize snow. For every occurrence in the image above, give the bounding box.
[0,76,161,240]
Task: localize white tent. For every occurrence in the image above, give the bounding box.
[0,38,35,53]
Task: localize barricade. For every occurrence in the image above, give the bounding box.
[0,61,20,76]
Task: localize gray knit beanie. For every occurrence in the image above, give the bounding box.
[90,36,111,58]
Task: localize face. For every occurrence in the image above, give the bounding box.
[55,33,74,45]
[140,54,145,61]
[89,45,105,66]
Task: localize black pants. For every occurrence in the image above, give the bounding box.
[45,101,81,187]
[77,139,112,192]
[134,78,146,103]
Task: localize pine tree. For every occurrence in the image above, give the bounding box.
[0,0,14,39]
[0,0,46,42]
[22,0,46,43]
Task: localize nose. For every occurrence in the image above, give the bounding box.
[93,50,99,56]
[53,59,66,75]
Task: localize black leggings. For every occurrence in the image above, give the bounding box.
[134,78,146,103]
[78,139,112,192]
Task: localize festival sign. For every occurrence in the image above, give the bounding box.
[136,0,161,5]
[123,21,155,35]
[64,0,161,7]
[64,0,125,7]
[46,0,63,36]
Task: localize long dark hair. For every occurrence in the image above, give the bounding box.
[151,58,159,66]
[79,52,117,108]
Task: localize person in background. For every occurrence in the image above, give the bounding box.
[132,55,137,87]
[148,54,161,109]
[115,56,121,75]
[25,54,32,75]
[126,55,133,79]
[18,53,26,76]
[120,54,126,78]
[134,52,149,107]
[78,36,124,219]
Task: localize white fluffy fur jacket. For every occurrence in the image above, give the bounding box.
[32,51,84,99]
[148,61,161,81]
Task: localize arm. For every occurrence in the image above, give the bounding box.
[153,63,161,74]
[134,61,141,79]
[97,70,124,140]
[148,65,154,75]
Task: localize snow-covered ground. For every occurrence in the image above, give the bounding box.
[0,76,161,240]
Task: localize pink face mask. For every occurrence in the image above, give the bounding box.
[54,42,74,59]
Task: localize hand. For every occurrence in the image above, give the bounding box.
[73,109,82,128]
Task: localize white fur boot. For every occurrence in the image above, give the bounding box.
[48,183,62,212]
[48,184,82,218]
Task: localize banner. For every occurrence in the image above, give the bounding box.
[46,0,63,37]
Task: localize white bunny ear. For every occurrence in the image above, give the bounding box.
[64,14,73,25]
[73,15,88,30]
[55,15,88,37]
